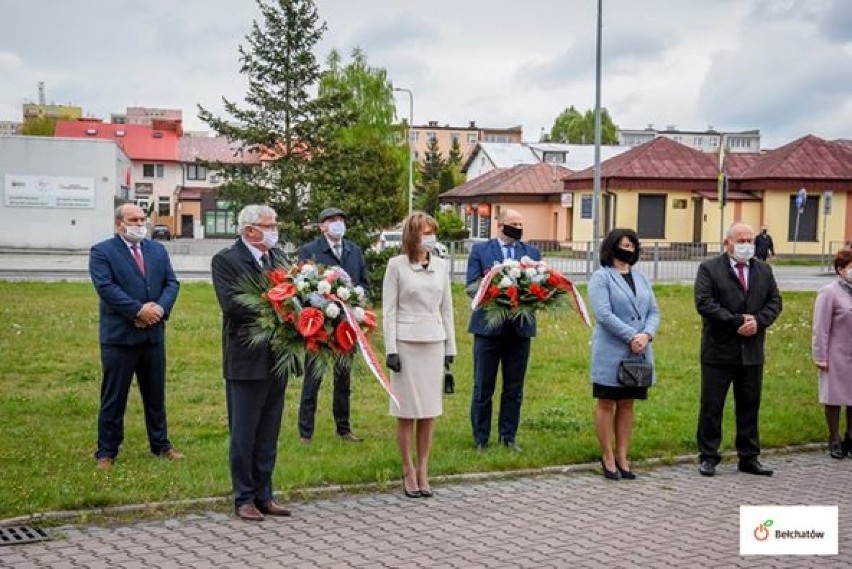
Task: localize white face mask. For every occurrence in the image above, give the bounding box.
[261,229,279,249]
[420,235,438,252]
[732,243,754,263]
[124,224,147,243]
[327,220,346,239]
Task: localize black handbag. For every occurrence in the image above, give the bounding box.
[443,369,455,394]
[617,355,653,388]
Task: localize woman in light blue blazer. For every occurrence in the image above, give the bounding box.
[588,228,660,481]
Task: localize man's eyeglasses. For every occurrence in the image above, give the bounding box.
[252,223,278,230]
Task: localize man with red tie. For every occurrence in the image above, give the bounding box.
[89,204,182,469]
[694,222,782,477]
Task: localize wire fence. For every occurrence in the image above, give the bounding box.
[444,240,849,284]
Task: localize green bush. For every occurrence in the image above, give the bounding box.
[364,248,398,302]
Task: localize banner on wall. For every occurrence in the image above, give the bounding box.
[3,174,96,209]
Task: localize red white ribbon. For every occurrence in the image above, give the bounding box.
[342,304,400,407]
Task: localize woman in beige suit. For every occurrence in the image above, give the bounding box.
[382,212,456,498]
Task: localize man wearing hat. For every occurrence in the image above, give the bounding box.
[297,207,370,444]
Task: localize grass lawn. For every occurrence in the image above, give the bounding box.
[0,281,820,520]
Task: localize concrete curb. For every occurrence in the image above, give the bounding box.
[0,442,825,528]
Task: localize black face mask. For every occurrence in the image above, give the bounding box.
[613,247,637,265]
[502,224,523,241]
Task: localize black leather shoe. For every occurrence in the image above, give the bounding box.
[829,440,844,460]
[738,459,773,476]
[601,459,621,480]
[337,432,362,443]
[699,460,716,476]
[256,499,291,517]
[616,462,637,480]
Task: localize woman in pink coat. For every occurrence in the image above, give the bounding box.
[812,248,852,459]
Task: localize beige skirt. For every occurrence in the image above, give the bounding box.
[389,340,444,419]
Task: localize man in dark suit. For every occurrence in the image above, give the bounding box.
[297,207,369,445]
[695,221,782,477]
[467,209,541,452]
[212,204,292,521]
[754,226,775,261]
[89,203,182,469]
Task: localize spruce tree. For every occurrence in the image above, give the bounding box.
[198,0,347,238]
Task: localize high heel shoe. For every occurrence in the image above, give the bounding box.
[402,475,421,498]
[829,440,844,460]
[601,459,621,481]
[841,435,852,458]
[616,461,637,479]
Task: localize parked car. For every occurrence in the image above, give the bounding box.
[151,224,172,241]
[373,230,402,252]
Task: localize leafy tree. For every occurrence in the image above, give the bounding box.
[549,105,618,144]
[308,47,407,247]
[447,138,463,168]
[21,117,56,136]
[435,209,468,242]
[414,137,446,216]
[197,0,349,240]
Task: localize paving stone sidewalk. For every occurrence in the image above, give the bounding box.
[1,452,849,568]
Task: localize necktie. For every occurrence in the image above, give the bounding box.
[131,245,145,276]
[260,253,272,270]
[504,245,514,260]
[735,262,747,291]
[333,244,342,261]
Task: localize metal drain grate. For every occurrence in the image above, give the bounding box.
[0,526,50,546]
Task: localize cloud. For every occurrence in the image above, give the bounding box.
[817,0,852,42]
[698,17,852,137]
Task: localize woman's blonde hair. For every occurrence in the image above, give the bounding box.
[401,211,438,262]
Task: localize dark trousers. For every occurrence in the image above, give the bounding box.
[225,375,286,507]
[298,357,352,438]
[96,342,171,459]
[697,363,763,463]
[470,333,531,445]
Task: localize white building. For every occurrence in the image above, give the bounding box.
[0,136,131,249]
[617,126,761,153]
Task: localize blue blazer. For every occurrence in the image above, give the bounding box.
[89,235,180,346]
[298,237,369,295]
[588,266,660,386]
[466,238,541,337]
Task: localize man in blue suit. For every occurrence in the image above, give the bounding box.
[297,207,369,444]
[467,209,541,452]
[89,203,181,469]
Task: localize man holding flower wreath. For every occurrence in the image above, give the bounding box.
[467,209,541,452]
[211,204,292,522]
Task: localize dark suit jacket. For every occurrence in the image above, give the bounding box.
[298,236,369,295]
[694,254,782,366]
[212,238,288,381]
[466,238,542,337]
[89,235,180,346]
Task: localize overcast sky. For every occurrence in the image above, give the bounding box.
[2,0,851,148]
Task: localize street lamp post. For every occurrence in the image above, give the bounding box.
[591,0,603,267]
[393,87,415,215]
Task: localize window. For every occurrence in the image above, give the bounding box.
[134,182,153,196]
[187,163,208,181]
[204,210,237,237]
[788,195,818,242]
[143,163,164,178]
[134,198,150,213]
[672,198,688,209]
[451,132,460,144]
[581,195,593,219]
[543,152,565,164]
[409,130,419,142]
[637,194,666,239]
[157,196,171,216]
[467,133,478,145]
[426,131,436,143]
